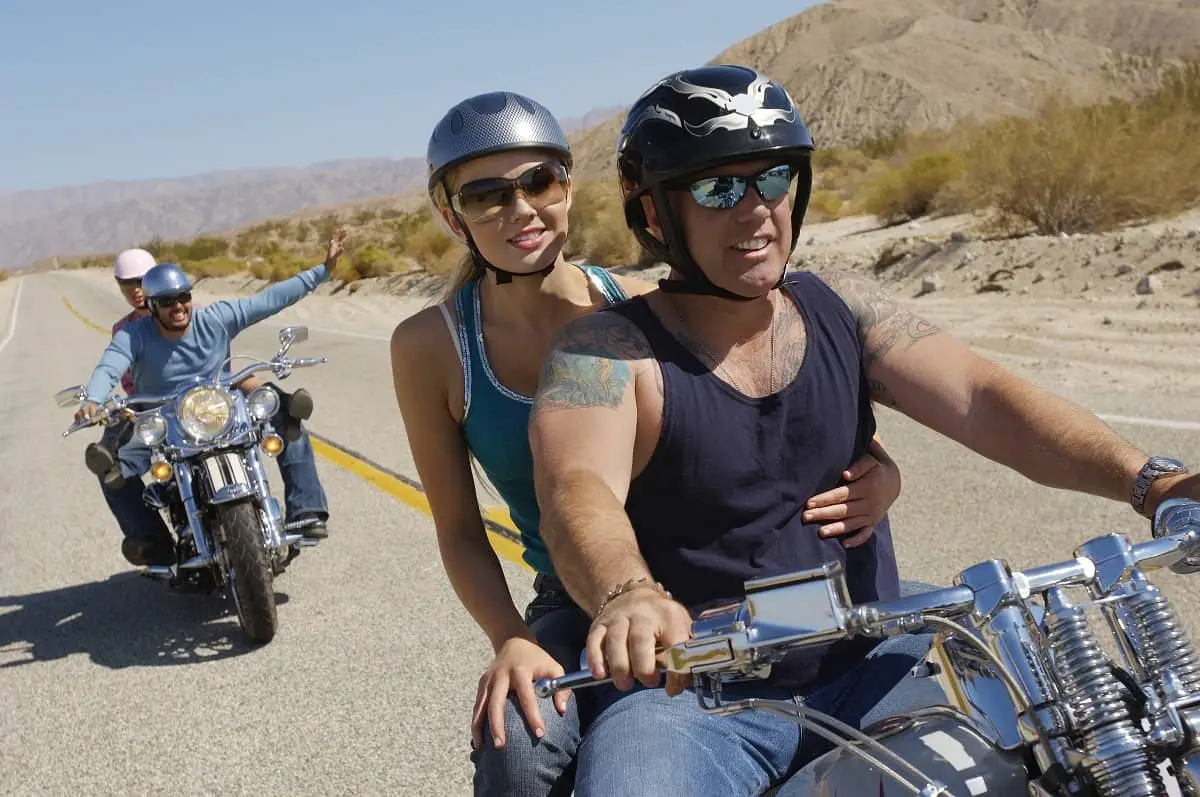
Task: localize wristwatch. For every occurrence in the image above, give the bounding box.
[1131,456,1189,516]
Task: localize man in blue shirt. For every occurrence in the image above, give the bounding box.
[75,229,347,567]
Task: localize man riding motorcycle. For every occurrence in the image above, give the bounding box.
[74,229,348,567]
[84,248,315,487]
[526,64,1200,796]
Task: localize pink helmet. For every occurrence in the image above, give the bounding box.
[113,248,157,280]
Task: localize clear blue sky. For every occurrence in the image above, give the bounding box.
[0,0,822,191]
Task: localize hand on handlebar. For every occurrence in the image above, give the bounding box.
[74,401,100,424]
[586,586,693,696]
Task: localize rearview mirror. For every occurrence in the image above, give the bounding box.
[54,385,85,408]
[279,326,308,346]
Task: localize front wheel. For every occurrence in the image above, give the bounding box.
[215,499,278,644]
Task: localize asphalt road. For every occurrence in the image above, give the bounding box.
[3,271,1200,796]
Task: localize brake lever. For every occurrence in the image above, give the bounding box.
[533,670,614,698]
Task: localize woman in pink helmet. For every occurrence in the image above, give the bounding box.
[83,249,160,484]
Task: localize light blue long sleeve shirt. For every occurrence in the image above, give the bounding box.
[83,263,329,403]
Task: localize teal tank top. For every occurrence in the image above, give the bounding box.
[445,264,628,575]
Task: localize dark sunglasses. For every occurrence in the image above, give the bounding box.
[154,292,192,307]
[680,163,795,210]
[451,161,569,223]
[115,277,142,287]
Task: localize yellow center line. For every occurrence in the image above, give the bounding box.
[61,294,532,573]
[61,296,111,334]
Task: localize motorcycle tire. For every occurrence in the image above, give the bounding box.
[216,499,278,644]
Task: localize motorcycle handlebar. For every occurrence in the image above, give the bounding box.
[534,498,1200,699]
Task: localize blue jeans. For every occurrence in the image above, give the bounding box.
[572,632,942,797]
[570,579,947,797]
[99,395,329,543]
[472,574,592,797]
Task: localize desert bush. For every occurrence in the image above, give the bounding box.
[806,190,845,222]
[566,180,639,266]
[856,123,910,160]
[406,217,460,274]
[313,213,342,243]
[180,236,229,261]
[335,242,397,281]
[861,151,967,223]
[965,61,1200,234]
[187,256,244,279]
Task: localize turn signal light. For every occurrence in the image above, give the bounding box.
[150,461,172,482]
[262,434,284,457]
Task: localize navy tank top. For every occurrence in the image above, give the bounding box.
[602,271,899,688]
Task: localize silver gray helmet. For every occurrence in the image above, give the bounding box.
[426,91,572,203]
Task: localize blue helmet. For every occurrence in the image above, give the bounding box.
[141,263,193,305]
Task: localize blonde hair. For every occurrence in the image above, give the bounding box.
[428,175,484,304]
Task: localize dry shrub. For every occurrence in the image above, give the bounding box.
[336,242,397,281]
[861,151,967,223]
[566,180,639,266]
[966,61,1200,234]
[187,256,244,279]
[406,217,461,275]
[806,190,845,222]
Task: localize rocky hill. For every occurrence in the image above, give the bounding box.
[566,0,1200,181]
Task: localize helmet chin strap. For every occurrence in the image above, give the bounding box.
[464,237,556,284]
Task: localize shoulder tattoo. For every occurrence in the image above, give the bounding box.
[819,270,941,368]
[534,312,651,412]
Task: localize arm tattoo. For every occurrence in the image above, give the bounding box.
[820,270,941,368]
[535,312,649,411]
[869,378,900,408]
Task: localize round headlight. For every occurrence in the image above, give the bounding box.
[178,386,234,441]
[133,412,167,446]
[246,386,280,421]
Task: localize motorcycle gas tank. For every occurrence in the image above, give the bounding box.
[805,710,1029,796]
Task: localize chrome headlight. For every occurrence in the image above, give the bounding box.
[133,412,167,447]
[178,386,234,441]
[246,385,280,421]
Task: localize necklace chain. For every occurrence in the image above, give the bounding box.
[667,295,778,395]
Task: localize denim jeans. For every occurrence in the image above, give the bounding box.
[570,580,946,797]
[470,578,946,797]
[99,393,329,543]
[471,573,591,797]
[570,632,941,797]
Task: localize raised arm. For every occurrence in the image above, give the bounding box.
[210,227,347,336]
[817,269,1168,514]
[211,263,329,336]
[530,310,692,692]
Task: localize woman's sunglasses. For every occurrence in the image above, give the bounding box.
[451,161,569,223]
[680,163,795,210]
[115,277,142,287]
